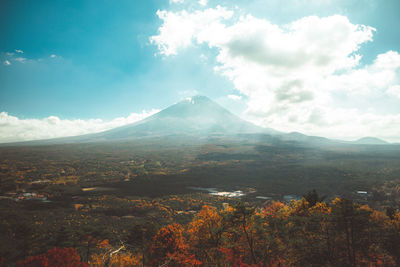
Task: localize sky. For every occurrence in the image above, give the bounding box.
[1,0,400,143]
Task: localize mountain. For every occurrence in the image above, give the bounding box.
[353,137,389,145]
[278,132,333,145]
[93,96,280,140]
[21,96,277,144]
[94,96,274,140]
[2,96,390,146]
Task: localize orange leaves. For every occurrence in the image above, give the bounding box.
[309,201,331,215]
[107,252,141,266]
[262,201,285,217]
[151,224,186,253]
[74,204,84,211]
[187,205,224,264]
[96,239,110,249]
[12,195,400,266]
[89,237,143,267]
[89,252,141,267]
[150,223,201,266]
[188,205,222,243]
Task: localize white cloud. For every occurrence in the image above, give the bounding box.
[0,110,160,143]
[228,94,242,101]
[3,60,11,66]
[150,6,233,56]
[323,51,400,96]
[387,85,400,99]
[2,50,59,64]
[246,104,400,142]
[170,0,184,3]
[14,57,27,63]
[199,0,208,6]
[152,6,400,142]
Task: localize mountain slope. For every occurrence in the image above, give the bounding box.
[353,137,388,145]
[23,96,276,144]
[96,96,268,139]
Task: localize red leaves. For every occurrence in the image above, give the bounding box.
[150,223,201,266]
[14,200,400,266]
[262,201,285,217]
[18,247,88,267]
[219,247,277,267]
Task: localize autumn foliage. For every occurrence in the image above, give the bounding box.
[150,223,201,266]
[14,198,400,267]
[17,247,88,267]
[89,251,141,267]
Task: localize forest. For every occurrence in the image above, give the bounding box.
[1,139,400,266]
[3,195,400,266]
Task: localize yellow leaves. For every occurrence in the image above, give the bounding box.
[284,199,310,217]
[110,253,141,266]
[187,205,223,246]
[331,197,342,206]
[191,205,222,225]
[309,202,331,214]
[389,211,400,228]
[74,204,84,211]
[221,205,235,213]
[359,204,373,212]
[370,210,388,225]
[89,252,141,267]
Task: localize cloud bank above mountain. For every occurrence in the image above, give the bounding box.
[151,5,400,142]
[0,110,159,143]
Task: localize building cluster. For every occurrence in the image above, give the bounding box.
[0,192,48,202]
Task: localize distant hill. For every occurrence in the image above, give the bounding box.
[353,137,388,145]
[279,132,333,145]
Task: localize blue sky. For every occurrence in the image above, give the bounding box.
[1,0,400,142]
